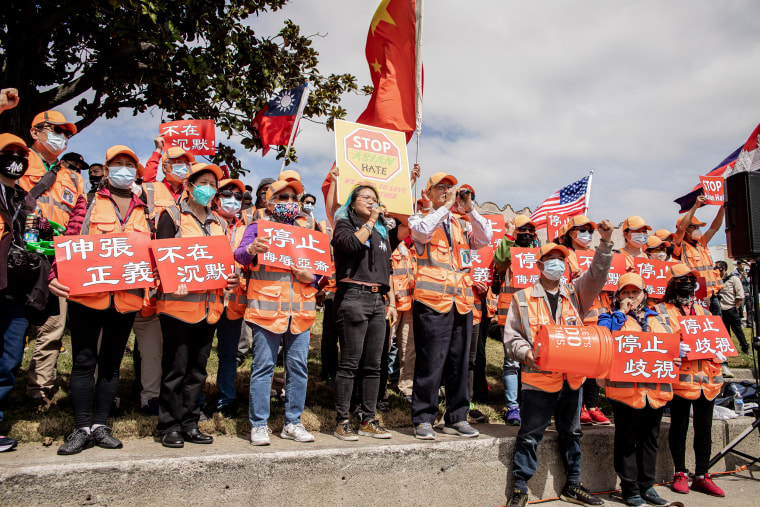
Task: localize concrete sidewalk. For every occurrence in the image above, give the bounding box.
[1,416,759,506]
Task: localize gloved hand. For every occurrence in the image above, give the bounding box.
[679,343,691,358]
[34,217,54,238]
[714,351,727,363]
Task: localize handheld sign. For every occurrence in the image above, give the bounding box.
[150,236,234,293]
[546,213,572,241]
[334,119,413,215]
[608,331,680,383]
[633,258,678,299]
[699,176,725,205]
[159,120,216,156]
[470,214,506,286]
[693,276,710,310]
[257,222,334,276]
[510,247,570,288]
[573,250,628,290]
[55,233,154,296]
[677,315,738,360]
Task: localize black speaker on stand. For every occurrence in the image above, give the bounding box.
[725,170,760,259]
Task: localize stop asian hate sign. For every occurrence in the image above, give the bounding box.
[699,176,724,205]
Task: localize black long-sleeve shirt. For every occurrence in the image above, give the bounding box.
[331,214,395,291]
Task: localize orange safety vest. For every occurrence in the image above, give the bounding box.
[583,292,613,325]
[604,313,675,409]
[655,302,723,400]
[414,214,474,314]
[497,267,519,326]
[19,151,84,228]
[155,203,226,324]
[67,192,150,312]
[223,217,248,320]
[391,243,416,312]
[512,284,586,392]
[486,288,498,319]
[142,181,179,223]
[472,278,484,325]
[243,213,318,334]
[680,238,723,296]
[318,219,337,294]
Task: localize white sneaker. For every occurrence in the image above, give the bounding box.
[281,423,315,443]
[250,426,272,446]
[721,364,734,379]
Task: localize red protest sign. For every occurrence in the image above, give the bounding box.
[546,213,572,241]
[54,233,154,296]
[634,258,678,299]
[694,276,710,310]
[150,236,234,293]
[159,120,215,156]
[699,176,725,205]
[510,247,570,288]
[609,331,680,383]
[257,222,333,276]
[677,315,738,359]
[471,214,506,286]
[571,250,627,291]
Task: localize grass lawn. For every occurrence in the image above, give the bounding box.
[1,313,756,444]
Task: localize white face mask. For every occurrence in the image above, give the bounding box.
[41,131,68,156]
[575,231,592,247]
[650,252,668,261]
[170,163,189,180]
[108,166,137,189]
[302,202,314,214]
[219,196,242,216]
[541,258,566,281]
[629,232,648,247]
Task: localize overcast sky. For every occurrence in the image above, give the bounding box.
[55,1,760,245]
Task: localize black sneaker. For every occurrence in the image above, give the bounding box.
[92,426,123,449]
[468,408,486,423]
[560,483,604,506]
[57,429,94,455]
[507,488,528,507]
[140,397,159,417]
[0,435,18,452]
[641,487,668,506]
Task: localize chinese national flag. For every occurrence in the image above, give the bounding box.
[357,0,420,140]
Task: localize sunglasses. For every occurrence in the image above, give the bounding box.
[217,189,242,200]
[574,226,593,234]
[38,124,74,138]
[275,193,299,202]
[517,226,536,233]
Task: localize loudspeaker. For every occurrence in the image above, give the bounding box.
[725,170,760,259]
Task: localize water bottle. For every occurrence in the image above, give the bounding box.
[23,214,39,243]
[734,390,744,416]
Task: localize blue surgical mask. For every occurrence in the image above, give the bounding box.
[575,231,592,247]
[192,184,216,206]
[220,196,241,215]
[41,131,68,156]
[541,258,566,281]
[630,232,648,247]
[302,202,314,214]
[108,166,137,189]
[171,163,189,180]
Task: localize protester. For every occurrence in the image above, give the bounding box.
[86,163,104,205]
[235,177,317,446]
[48,146,150,455]
[597,272,676,507]
[715,260,748,354]
[330,184,396,440]
[0,132,38,453]
[504,221,614,507]
[155,162,239,448]
[389,237,416,402]
[21,110,85,408]
[644,235,671,261]
[620,216,651,269]
[60,152,88,174]
[654,263,726,498]
[212,178,248,418]
[316,217,339,384]
[736,260,753,329]
[408,172,492,440]
[300,193,316,217]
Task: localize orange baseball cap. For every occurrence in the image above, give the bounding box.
[645,235,670,250]
[279,169,302,184]
[31,110,77,135]
[538,242,569,260]
[558,215,597,237]
[514,215,536,229]
[0,133,30,154]
[427,172,457,190]
[654,228,673,241]
[676,215,706,228]
[266,179,305,202]
[618,272,645,291]
[188,162,223,181]
[104,145,145,176]
[218,178,246,194]
[623,216,651,231]
[162,146,196,164]
[665,263,700,284]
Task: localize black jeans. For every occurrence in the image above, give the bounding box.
[412,301,472,426]
[610,400,664,498]
[334,286,386,422]
[320,298,339,381]
[67,302,136,429]
[582,378,600,408]
[468,316,489,403]
[721,307,748,349]
[669,393,715,476]
[157,315,215,434]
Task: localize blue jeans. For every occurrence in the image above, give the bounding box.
[215,312,243,409]
[513,381,583,491]
[0,303,28,422]
[502,359,520,408]
[248,323,310,427]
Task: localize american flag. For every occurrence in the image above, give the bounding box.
[529,174,592,227]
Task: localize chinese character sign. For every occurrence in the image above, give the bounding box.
[510,247,570,288]
[54,233,154,296]
[257,222,333,276]
[571,250,627,290]
[470,215,505,286]
[634,258,677,299]
[150,236,234,293]
[546,213,572,241]
[159,120,215,156]
[699,176,725,205]
[609,331,680,383]
[677,315,737,360]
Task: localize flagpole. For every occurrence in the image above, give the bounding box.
[413,0,424,210]
[584,170,594,215]
[280,83,311,174]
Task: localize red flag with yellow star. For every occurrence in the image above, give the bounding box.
[356,0,420,139]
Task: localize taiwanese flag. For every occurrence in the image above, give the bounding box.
[674,122,760,212]
[252,84,309,156]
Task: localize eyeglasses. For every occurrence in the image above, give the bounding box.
[432,184,453,192]
[217,189,242,200]
[356,194,378,204]
[275,193,299,202]
[574,226,593,234]
[517,226,536,233]
[38,124,74,139]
